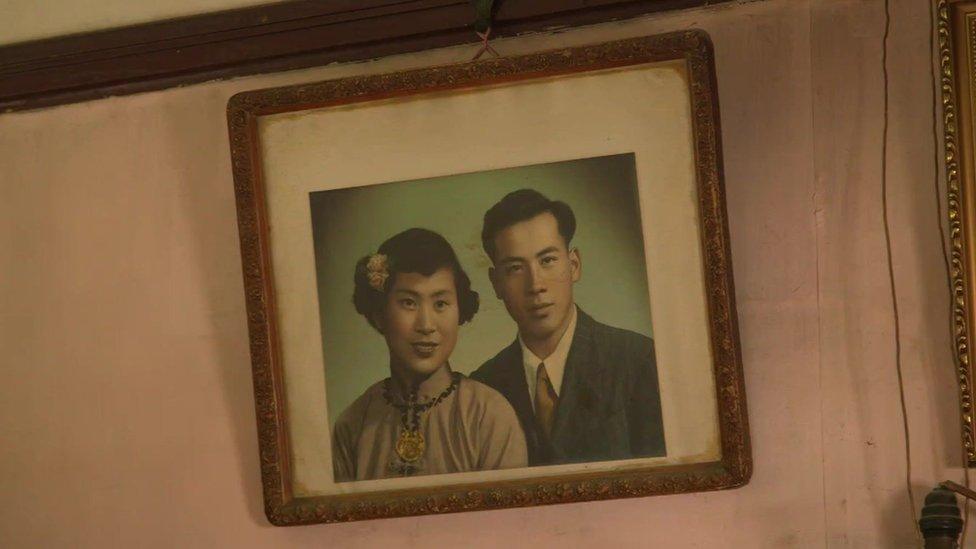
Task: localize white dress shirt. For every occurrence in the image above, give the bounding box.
[519,306,578,409]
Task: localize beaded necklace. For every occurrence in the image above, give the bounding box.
[382,371,461,475]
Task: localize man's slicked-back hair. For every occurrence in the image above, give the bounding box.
[481,188,577,262]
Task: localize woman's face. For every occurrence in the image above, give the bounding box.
[377,267,460,384]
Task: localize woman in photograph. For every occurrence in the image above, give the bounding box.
[331,228,528,481]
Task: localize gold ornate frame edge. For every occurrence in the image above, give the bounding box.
[940,0,976,467]
[226,30,751,525]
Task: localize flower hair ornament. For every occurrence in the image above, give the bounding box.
[365,253,390,291]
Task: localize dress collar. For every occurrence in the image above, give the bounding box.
[387,363,454,403]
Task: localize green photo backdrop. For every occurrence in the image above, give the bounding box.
[310,153,653,424]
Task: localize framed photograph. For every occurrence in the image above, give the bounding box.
[227,30,750,525]
[939,0,976,467]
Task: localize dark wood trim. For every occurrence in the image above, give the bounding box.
[0,0,730,112]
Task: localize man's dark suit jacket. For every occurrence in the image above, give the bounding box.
[471,308,666,466]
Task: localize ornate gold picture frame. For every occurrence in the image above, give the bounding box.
[227,30,750,525]
[941,0,976,466]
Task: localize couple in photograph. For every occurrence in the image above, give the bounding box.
[331,189,666,482]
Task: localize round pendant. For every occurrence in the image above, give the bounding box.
[395,430,426,463]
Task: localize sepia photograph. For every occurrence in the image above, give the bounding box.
[310,154,664,482]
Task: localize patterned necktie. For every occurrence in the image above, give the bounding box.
[535,362,558,439]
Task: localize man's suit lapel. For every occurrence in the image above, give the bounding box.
[550,308,602,458]
[495,308,607,464]
[493,340,543,460]
[495,341,533,422]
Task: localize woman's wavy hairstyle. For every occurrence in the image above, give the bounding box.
[353,228,479,331]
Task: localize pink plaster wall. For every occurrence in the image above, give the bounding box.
[0,0,963,546]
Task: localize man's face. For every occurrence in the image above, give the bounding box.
[489,212,581,347]
[376,268,460,384]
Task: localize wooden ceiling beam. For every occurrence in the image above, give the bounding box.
[0,0,730,112]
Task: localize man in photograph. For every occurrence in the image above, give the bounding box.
[471,189,666,466]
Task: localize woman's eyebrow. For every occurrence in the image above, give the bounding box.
[392,288,420,297]
[429,289,455,297]
[393,288,455,297]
